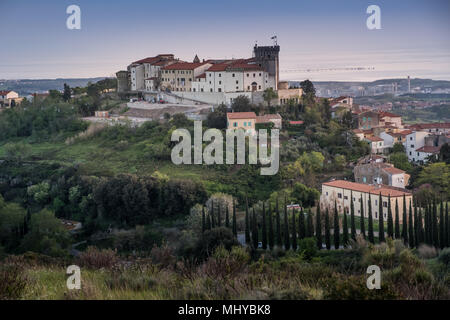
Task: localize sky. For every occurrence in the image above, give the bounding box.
[0,0,449,81]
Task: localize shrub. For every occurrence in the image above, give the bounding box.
[298,237,318,260]
[105,272,157,291]
[0,260,29,300]
[418,244,439,259]
[195,227,239,260]
[77,246,118,269]
[438,248,450,266]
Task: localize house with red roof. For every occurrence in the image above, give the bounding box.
[160,62,213,92]
[0,90,19,108]
[321,179,412,221]
[364,136,386,154]
[226,112,257,131]
[354,162,410,188]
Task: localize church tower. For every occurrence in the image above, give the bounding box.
[253,44,280,90]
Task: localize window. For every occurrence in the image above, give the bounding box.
[233,122,237,127]
[411,145,414,148]
[383,201,387,208]
[375,200,378,205]
[244,122,247,127]
[363,177,367,183]
[232,73,235,77]
[247,74,249,77]
[344,196,348,200]
[375,212,378,219]
[253,73,256,77]
[236,80,239,84]
[219,81,222,85]
[338,193,342,199]
[259,73,261,76]
[248,122,251,126]
[258,85,261,89]
[210,88,213,92]
[218,88,222,92]
[219,74,221,77]
[326,192,328,196]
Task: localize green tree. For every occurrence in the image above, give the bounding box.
[368,194,374,244]
[378,193,385,243]
[268,203,274,250]
[408,200,415,248]
[413,199,419,247]
[390,152,412,172]
[432,199,439,247]
[202,206,206,233]
[360,195,366,239]
[439,199,445,249]
[418,207,425,245]
[333,201,340,249]
[263,88,278,107]
[232,200,237,236]
[306,211,314,238]
[446,202,449,248]
[231,95,252,112]
[298,208,305,240]
[245,198,250,245]
[300,80,316,97]
[325,208,331,250]
[387,195,394,238]
[395,198,400,239]
[291,208,297,251]
[252,208,258,249]
[316,204,322,250]
[63,83,71,102]
[283,198,290,250]
[392,142,406,153]
[350,192,356,241]
[262,202,267,250]
[402,195,408,245]
[217,201,221,227]
[225,205,230,228]
[342,208,349,247]
[276,198,282,247]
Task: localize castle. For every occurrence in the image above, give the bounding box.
[116,43,301,106]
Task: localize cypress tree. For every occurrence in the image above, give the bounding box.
[446,202,449,248]
[207,213,212,230]
[401,195,408,244]
[291,208,297,251]
[350,192,356,241]
[342,208,349,247]
[252,208,258,249]
[439,199,445,249]
[217,200,221,227]
[413,198,419,247]
[325,208,331,250]
[306,211,314,238]
[408,199,415,248]
[245,198,250,245]
[378,193,385,243]
[333,200,340,249]
[418,207,424,245]
[432,199,439,247]
[394,198,400,239]
[232,200,237,236]
[202,206,206,233]
[368,194,374,244]
[262,202,267,250]
[211,200,216,228]
[425,202,431,245]
[276,198,282,247]
[298,208,305,239]
[387,194,394,239]
[268,203,274,249]
[316,204,322,250]
[360,195,366,239]
[283,198,290,250]
[225,204,230,228]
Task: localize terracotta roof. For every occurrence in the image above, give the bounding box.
[416,146,441,153]
[227,112,256,119]
[162,62,209,70]
[382,167,406,175]
[289,120,304,125]
[256,114,282,123]
[407,123,450,130]
[379,111,401,118]
[323,180,411,197]
[196,73,206,79]
[207,61,264,72]
[365,136,383,142]
[0,90,12,95]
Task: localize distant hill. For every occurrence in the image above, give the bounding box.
[0,78,110,96]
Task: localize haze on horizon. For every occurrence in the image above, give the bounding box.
[1,0,449,82]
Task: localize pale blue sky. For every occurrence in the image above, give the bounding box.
[0,0,449,81]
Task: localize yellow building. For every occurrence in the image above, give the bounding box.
[226,112,256,131]
[160,62,212,92]
[321,179,412,223]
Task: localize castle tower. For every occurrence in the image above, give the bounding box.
[193,54,200,63]
[253,44,280,90]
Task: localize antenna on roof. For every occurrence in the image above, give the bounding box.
[271,35,278,45]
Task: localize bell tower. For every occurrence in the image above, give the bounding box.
[253,44,280,90]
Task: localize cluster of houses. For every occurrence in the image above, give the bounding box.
[352,110,450,164]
